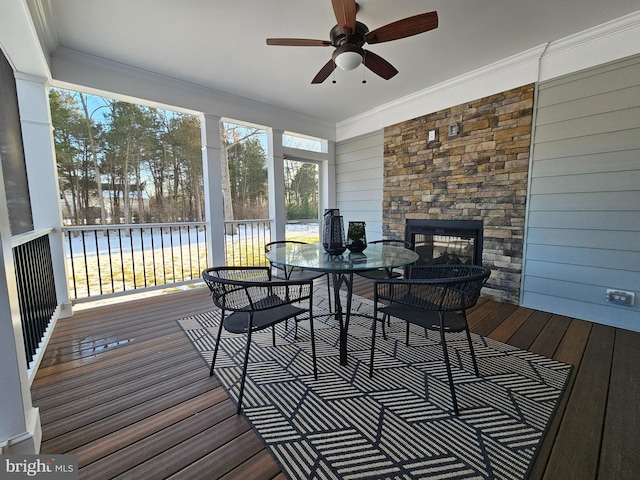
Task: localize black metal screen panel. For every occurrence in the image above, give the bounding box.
[13,234,58,366]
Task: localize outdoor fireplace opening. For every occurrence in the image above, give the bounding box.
[405,219,483,266]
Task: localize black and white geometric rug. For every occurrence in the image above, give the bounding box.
[178,289,572,480]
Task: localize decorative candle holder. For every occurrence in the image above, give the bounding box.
[346,221,367,253]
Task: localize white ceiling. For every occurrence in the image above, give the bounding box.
[40,0,640,124]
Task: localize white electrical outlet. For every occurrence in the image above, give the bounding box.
[606,289,635,306]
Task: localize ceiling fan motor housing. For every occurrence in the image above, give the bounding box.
[330,21,369,47]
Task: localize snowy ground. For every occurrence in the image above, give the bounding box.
[65,222,319,300]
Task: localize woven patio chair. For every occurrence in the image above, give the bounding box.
[202,266,317,415]
[355,239,413,339]
[265,240,332,317]
[354,239,413,281]
[369,264,491,415]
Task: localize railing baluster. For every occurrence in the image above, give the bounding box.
[67,230,78,299]
[12,231,58,366]
[106,229,115,293]
[151,226,157,286]
[169,226,176,282]
[129,228,136,289]
[94,230,103,295]
[82,231,90,297]
[118,229,125,291]
[140,227,147,288]
[179,225,185,281]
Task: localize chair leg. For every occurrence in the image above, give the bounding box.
[272,325,276,346]
[438,312,460,415]
[325,273,332,313]
[405,323,410,346]
[381,313,388,340]
[369,312,378,378]
[236,318,254,415]
[210,312,226,376]
[463,314,479,377]
[294,318,299,340]
[309,314,318,380]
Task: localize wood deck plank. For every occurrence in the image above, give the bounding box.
[487,305,534,343]
[528,314,573,359]
[598,328,640,478]
[472,302,519,337]
[542,323,615,480]
[32,348,198,407]
[39,357,207,425]
[30,285,637,479]
[74,388,230,468]
[217,450,283,480]
[110,415,252,479]
[78,399,239,479]
[166,430,269,480]
[552,318,592,367]
[41,375,218,453]
[507,310,552,351]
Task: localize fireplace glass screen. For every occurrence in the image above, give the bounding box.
[405,219,483,266]
[414,234,475,265]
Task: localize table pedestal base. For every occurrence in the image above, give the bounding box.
[331,272,353,366]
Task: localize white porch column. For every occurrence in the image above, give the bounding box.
[266,129,286,241]
[15,73,71,315]
[319,140,337,216]
[201,114,226,266]
[0,160,41,454]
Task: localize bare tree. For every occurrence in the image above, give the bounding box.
[79,93,107,225]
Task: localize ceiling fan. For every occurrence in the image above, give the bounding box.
[266,0,438,84]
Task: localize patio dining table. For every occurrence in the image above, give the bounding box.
[266,242,419,366]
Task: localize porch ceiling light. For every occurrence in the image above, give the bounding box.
[333,44,363,71]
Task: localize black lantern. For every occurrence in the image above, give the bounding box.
[322,209,346,255]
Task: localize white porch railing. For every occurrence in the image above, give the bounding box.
[61,219,320,302]
[62,220,276,301]
[11,228,59,380]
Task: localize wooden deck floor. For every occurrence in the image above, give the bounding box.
[31,277,639,479]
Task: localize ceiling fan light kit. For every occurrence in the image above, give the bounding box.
[266,0,438,84]
[333,44,363,71]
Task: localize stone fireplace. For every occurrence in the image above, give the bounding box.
[382,85,534,304]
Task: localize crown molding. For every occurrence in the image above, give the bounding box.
[26,0,59,54]
[539,10,640,81]
[0,0,51,77]
[336,44,546,142]
[337,10,640,142]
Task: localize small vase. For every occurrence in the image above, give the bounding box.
[346,221,367,253]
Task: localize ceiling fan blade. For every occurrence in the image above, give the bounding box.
[311,59,336,84]
[267,38,332,46]
[365,11,438,44]
[331,0,357,34]
[363,50,398,80]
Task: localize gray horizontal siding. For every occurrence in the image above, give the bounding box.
[335,131,384,239]
[523,54,640,331]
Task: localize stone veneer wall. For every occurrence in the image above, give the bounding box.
[382,84,534,304]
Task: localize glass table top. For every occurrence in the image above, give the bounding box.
[265,243,419,273]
